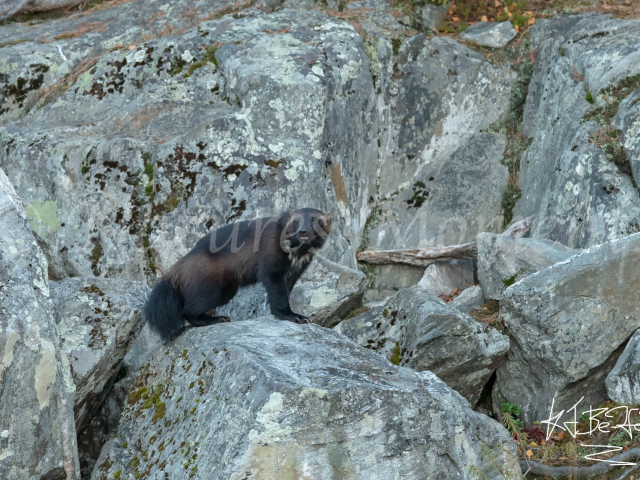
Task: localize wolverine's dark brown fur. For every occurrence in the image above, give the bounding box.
[143,208,332,341]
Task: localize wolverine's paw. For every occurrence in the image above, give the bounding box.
[294,315,309,324]
[219,316,232,323]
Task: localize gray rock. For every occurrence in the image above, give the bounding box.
[363,263,426,303]
[460,21,517,48]
[606,328,640,404]
[51,277,149,432]
[217,255,366,328]
[0,8,378,282]
[335,285,510,406]
[421,3,449,31]
[417,259,475,297]
[477,233,579,300]
[494,232,640,424]
[91,319,521,480]
[515,15,640,248]
[371,130,510,249]
[613,87,640,187]
[0,168,80,480]
[366,34,514,252]
[0,0,253,124]
[452,285,485,313]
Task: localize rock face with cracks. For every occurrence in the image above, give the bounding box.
[368,34,513,250]
[51,277,149,432]
[494,232,640,424]
[515,14,640,248]
[335,285,510,406]
[459,21,517,48]
[0,7,378,282]
[477,232,579,301]
[91,319,521,480]
[0,168,80,480]
[606,328,640,405]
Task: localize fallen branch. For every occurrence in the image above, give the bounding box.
[357,242,478,267]
[519,448,640,478]
[357,216,534,267]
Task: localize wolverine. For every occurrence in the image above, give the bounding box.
[143,208,332,341]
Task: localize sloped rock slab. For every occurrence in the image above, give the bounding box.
[0,168,80,480]
[460,21,517,48]
[477,232,579,300]
[452,285,485,313]
[613,86,640,186]
[606,328,640,404]
[91,319,520,480]
[494,232,640,424]
[515,14,640,248]
[417,259,475,297]
[51,277,149,431]
[335,285,510,406]
[367,33,513,250]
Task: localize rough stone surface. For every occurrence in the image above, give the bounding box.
[494,232,640,424]
[613,86,640,187]
[91,319,521,480]
[217,255,366,328]
[460,21,517,48]
[363,263,426,303]
[417,259,475,297]
[477,232,579,300]
[51,277,149,432]
[515,14,640,248]
[0,7,378,282]
[421,3,449,31]
[369,34,514,248]
[452,285,485,313]
[334,285,510,406]
[606,328,640,405]
[0,168,80,480]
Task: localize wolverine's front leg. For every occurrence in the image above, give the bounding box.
[262,274,309,324]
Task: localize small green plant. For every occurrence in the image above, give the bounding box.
[501,402,524,434]
[585,87,594,104]
[389,344,401,365]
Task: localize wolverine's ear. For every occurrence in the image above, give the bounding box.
[318,213,332,234]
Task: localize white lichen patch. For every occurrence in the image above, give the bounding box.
[309,287,338,308]
[254,392,292,443]
[340,59,362,85]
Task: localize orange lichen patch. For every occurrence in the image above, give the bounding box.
[437,0,639,37]
[263,28,291,34]
[82,0,137,15]
[54,21,108,40]
[323,8,374,38]
[202,0,252,21]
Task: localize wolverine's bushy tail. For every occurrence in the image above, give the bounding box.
[143,278,184,342]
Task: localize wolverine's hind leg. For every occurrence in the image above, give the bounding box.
[184,313,231,327]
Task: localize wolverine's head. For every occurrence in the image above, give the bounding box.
[281,208,332,253]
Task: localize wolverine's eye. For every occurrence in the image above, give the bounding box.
[292,219,299,230]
